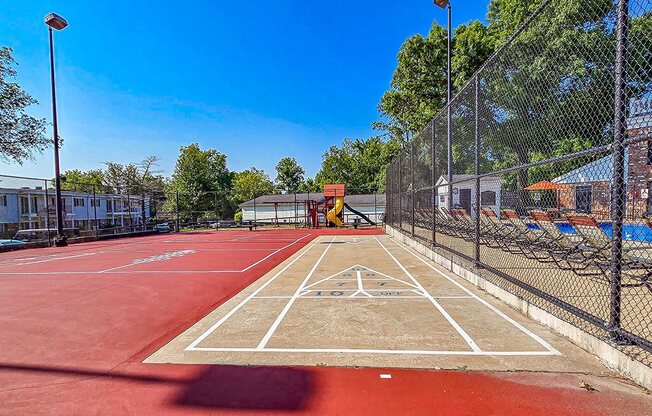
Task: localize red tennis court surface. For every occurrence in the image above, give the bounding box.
[0,229,650,415]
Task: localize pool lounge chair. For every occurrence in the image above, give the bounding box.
[566,213,652,291]
[479,207,531,254]
[501,209,555,262]
[438,207,471,238]
[528,210,602,276]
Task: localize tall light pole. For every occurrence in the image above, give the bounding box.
[45,12,68,246]
[433,1,452,209]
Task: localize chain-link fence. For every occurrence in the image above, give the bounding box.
[385,0,652,366]
[0,173,384,246]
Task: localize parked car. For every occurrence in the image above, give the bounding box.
[0,239,25,246]
[14,228,80,243]
[154,222,172,233]
[211,220,237,228]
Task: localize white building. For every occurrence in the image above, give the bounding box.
[239,193,385,225]
[0,186,150,238]
[436,174,504,218]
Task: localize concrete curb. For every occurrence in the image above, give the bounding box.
[385,224,652,390]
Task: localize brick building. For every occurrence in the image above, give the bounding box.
[552,97,652,219]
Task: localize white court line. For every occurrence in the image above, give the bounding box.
[256,237,336,349]
[96,234,312,274]
[0,250,113,269]
[388,237,561,355]
[189,347,558,356]
[185,236,326,351]
[348,270,373,298]
[0,270,245,275]
[303,264,418,291]
[230,234,261,241]
[373,236,482,353]
[239,234,311,272]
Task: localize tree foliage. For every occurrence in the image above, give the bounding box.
[0,47,49,164]
[231,167,276,205]
[275,157,305,193]
[377,20,495,141]
[60,169,105,192]
[481,0,617,189]
[314,136,400,193]
[166,143,233,220]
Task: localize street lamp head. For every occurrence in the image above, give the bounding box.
[45,13,68,30]
[433,0,450,9]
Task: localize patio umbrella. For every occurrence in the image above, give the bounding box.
[524,180,562,191]
[524,180,562,210]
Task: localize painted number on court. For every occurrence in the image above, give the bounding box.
[314,291,345,297]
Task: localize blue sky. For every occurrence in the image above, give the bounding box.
[0,0,488,180]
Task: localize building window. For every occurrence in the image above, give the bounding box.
[90,198,100,208]
[648,140,652,165]
[480,191,497,206]
[575,185,593,214]
[20,196,29,214]
[107,200,114,212]
[73,198,85,207]
[32,196,39,212]
[0,195,6,207]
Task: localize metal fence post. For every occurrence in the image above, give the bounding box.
[307,191,311,228]
[253,190,257,224]
[214,191,219,222]
[431,122,436,245]
[474,75,481,264]
[44,180,52,246]
[398,155,403,231]
[93,185,98,238]
[411,141,416,237]
[609,0,629,341]
[127,190,132,233]
[374,191,378,227]
[175,190,180,232]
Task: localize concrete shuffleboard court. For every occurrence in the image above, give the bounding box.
[148,235,611,372]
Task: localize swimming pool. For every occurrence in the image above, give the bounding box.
[526,222,652,242]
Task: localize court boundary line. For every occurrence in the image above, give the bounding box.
[185,236,326,351]
[302,264,418,291]
[0,234,312,275]
[256,236,336,349]
[373,236,482,352]
[387,236,561,355]
[0,232,310,271]
[188,347,559,356]
[97,233,311,274]
[184,235,556,357]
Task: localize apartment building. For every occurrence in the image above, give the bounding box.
[0,186,150,237]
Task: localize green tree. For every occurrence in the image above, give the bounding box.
[315,136,400,193]
[0,47,48,164]
[60,169,105,192]
[297,177,321,193]
[102,157,165,224]
[482,0,616,190]
[376,20,494,141]
[376,23,448,141]
[166,144,233,220]
[451,21,496,90]
[275,157,305,193]
[231,167,276,205]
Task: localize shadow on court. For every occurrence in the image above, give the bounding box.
[173,366,313,410]
[0,362,314,411]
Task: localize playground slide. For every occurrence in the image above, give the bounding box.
[344,203,376,225]
[327,196,344,227]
